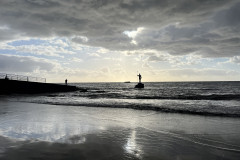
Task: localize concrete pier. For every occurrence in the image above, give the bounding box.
[0,79,84,94]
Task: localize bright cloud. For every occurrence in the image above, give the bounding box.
[0,54,56,72]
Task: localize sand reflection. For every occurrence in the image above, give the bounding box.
[1,101,240,160]
[124,130,143,158]
[0,102,109,143]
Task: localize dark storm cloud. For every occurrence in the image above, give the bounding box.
[0,0,239,57]
[0,28,19,41]
[214,2,240,27]
[0,54,55,72]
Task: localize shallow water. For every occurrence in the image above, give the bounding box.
[9,82,240,117]
[0,101,240,159]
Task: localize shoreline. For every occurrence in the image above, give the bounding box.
[0,101,240,159]
[6,98,240,118]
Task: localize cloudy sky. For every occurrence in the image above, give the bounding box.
[0,0,240,82]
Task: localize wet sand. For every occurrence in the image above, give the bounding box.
[0,101,240,159]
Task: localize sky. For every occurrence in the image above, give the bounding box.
[0,0,240,82]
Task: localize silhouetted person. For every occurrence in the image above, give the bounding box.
[5,75,9,80]
[137,73,142,83]
[65,79,68,85]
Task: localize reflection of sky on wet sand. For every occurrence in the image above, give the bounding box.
[0,102,110,143]
[1,101,240,159]
[125,130,142,158]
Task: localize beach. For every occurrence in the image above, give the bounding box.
[1,0,240,158]
[1,0,240,159]
[0,100,240,159]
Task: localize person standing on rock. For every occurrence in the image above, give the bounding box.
[137,73,142,83]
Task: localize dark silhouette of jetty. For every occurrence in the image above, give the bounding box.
[0,73,86,94]
[135,73,144,88]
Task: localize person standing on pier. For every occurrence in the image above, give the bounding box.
[5,75,9,80]
[65,79,68,85]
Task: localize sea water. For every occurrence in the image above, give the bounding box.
[1,82,240,159]
[13,81,240,117]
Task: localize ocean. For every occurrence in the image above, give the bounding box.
[1,81,240,159]
[13,81,240,117]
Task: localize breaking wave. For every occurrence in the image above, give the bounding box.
[7,81,240,117]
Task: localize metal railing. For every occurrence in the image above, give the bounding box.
[0,73,46,83]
